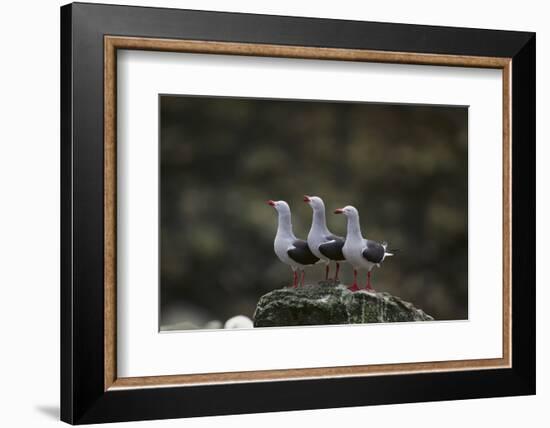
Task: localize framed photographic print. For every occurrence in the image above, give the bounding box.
[60,2,535,424]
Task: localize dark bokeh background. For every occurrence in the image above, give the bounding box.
[160,95,468,330]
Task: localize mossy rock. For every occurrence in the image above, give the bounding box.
[253,282,433,327]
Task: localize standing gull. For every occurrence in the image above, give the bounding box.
[304,195,346,281]
[268,200,319,287]
[334,205,395,292]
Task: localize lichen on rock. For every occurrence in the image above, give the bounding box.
[253,282,433,327]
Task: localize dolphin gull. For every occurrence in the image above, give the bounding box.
[304,195,346,280]
[334,205,395,292]
[268,200,320,287]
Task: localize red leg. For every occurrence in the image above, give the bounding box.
[325,264,330,280]
[301,270,305,287]
[365,271,375,291]
[348,269,359,292]
[292,271,298,288]
[334,262,340,281]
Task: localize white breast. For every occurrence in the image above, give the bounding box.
[307,234,329,261]
[274,236,299,269]
[343,240,372,270]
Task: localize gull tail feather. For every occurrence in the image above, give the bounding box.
[382,242,400,257]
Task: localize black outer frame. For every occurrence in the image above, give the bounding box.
[60,2,535,424]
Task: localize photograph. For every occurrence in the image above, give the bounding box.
[159,95,468,331]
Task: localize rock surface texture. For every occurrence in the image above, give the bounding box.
[253,283,433,327]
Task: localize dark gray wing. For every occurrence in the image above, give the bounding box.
[318,238,345,261]
[362,240,385,264]
[288,239,320,265]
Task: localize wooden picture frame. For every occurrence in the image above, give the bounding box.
[61,2,535,424]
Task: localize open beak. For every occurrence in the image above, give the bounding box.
[334,208,344,214]
[267,200,276,207]
[303,195,311,203]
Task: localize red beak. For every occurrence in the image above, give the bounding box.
[334,208,344,214]
[303,195,311,203]
[267,200,276,207]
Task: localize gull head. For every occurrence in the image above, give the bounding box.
[267,200,291,214]
[334,205,359,217]
[303,195,325,211]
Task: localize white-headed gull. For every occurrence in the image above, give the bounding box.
[268,200,320,287]
[334,205,395,292]
[303,195,346,281]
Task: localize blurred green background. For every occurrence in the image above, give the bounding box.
[160,95,468,330]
